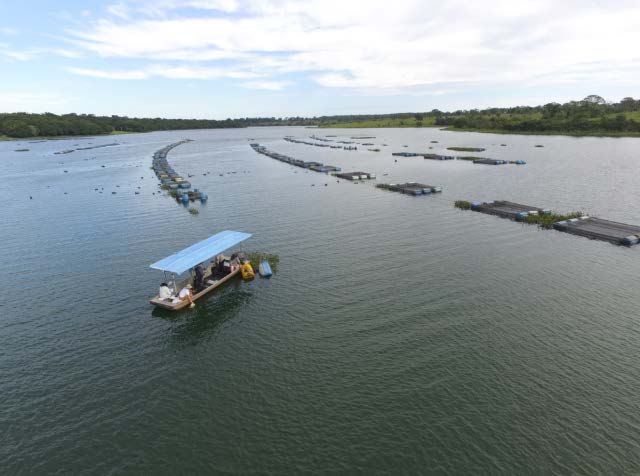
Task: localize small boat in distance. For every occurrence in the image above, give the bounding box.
[149,230,252,311]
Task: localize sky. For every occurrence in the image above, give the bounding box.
[2,0,640,119]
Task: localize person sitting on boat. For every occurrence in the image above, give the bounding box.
[178,284,193,303]
[194,265,205,292]
[159,282,174,301]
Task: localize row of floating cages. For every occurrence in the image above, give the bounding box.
[376,182,443,196]
[394,151,526,165]
[250,143,341,173]
[152,141,207,203]
[283,137,356,150]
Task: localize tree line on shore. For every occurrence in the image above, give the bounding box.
[0,113,311,138]
[2,95,640,138]
[431,95,640,133]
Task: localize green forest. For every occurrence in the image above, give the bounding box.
[3,95,640,139]
[320,95,640,135]
[432,95,640,135]
[0,113,315,139]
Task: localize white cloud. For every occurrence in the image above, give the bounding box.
[106,2,130,19]
[60,0,640,95]
[66,64,257,80]
[67,67,149,79]
[241,80,290,90]
[0,27,18,36]
[0,92,71,112]
[0,44,40,61]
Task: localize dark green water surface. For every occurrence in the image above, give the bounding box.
[2,128,640,474]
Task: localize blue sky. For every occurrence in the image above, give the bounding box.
[2,0,640,119]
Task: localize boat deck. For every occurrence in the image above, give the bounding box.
[150,268,240,311]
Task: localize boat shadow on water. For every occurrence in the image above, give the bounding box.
[152,282,253,346]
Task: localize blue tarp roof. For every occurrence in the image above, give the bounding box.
[150,230,252,275]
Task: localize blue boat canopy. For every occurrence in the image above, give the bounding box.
[150,230,252,275]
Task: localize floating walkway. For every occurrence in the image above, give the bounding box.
[456,200,640,246]
[335,171,376,181]
[376,182,442,196]
[250,143,341,173]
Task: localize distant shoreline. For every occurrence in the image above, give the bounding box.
[0,130,141,142]
[320,123,640,138]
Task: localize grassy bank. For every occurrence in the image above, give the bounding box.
[322,117,437,128]
[441,127,640,138]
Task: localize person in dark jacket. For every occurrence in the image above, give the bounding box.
[194,265,205,292]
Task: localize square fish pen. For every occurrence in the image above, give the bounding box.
[553,217,640,246]
[470,201,549,221]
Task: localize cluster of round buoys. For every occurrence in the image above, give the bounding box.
[152,140,208,207]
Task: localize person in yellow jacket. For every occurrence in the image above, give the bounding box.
[240,262,255,280]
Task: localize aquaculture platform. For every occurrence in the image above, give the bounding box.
[392,152,427,157]
[424,153,455,161]
[376,182,442,196]
[470,201,550,220]
[458,200,640,247]
[554,217,640,246]
[335,171,376,181]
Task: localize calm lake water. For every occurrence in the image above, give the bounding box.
[2,127,640,474]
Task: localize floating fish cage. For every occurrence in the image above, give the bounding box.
[473,158,508,165]
[423,154,455,160]
[468,200,549,220]
[335,171,376,181]
[553,217,640,246]
[392,152,426,157]
[376,182,442,196]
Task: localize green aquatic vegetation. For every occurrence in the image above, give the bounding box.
[454,200,471,210]
[523,211,583,229]
[188,207,199,215]
[447,147,486,152]
[456,156,484,161]
[14,148,29,152]
[247,252,280,272]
